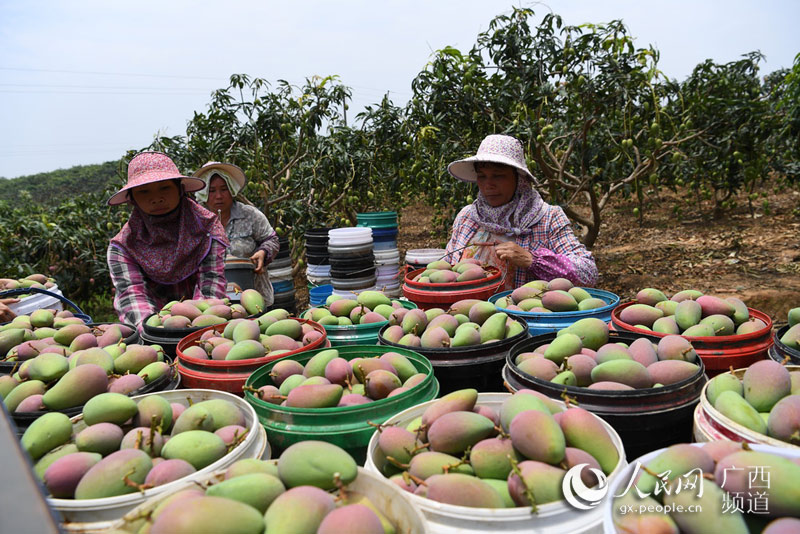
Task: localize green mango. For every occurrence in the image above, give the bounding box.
[21,411,73,460]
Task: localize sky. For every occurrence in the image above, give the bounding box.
[0,0,797,179]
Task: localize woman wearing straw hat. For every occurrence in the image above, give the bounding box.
[106,152,229,328]
[193,162,280,306]
[445,134,597,289]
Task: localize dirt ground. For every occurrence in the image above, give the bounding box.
[297,184,800,324]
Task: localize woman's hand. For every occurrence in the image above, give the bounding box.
[0,298,19,323]
[495,242,533,269]
[250,250,267,274]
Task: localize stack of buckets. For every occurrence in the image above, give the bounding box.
[304,227,332,287]
[328,227,376,297]
[357,211,402,298]
[267,236,297,315]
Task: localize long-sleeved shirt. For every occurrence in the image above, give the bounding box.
[445,204,598,289]
[108,238,227,328]
[224,201,280,306]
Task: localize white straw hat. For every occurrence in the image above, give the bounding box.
[447,134,534,183]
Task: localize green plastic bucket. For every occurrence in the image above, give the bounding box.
[356,211,398,229]
[315,299,417,346]
[244,345,439,464]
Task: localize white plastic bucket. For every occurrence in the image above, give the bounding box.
[54,389,268,532]
[365,392,628,534]
[267,265,293,280]
[405,249,447,265]
[109,466,428,534]
[9,285,64,314]
[328,227,373,246]
[600,443,800,534]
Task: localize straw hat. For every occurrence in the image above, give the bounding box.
[447,134,534,183]
[108,152,205,206]
[192,161,247,202]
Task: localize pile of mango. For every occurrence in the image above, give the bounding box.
[495,278,607,312]
[373,388,620,509]
[144,289,266,329]
[411,259,491,284]
[779,306,800,350]
[181,309,320,362]
[513,318,702,390]
[620,287,766,336]
[705,360,800,445]
[0,273,57,293]
[117,441,400,534]
[21,392,250,501]
[382,299,525,348]
[611,442,800,533]
[250,348,425,408]
[301,290,405,326]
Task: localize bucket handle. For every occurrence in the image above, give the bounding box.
[0,287,92,323]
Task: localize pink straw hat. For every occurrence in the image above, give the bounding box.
[107,151,206,206]
[447,134,535,183]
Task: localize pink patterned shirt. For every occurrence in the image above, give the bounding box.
[445,204,598,288]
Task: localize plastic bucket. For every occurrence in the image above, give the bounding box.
[490,288,620,335]
[378,315,529,395]
[328,227,373,246]
[331,275,377,291]
[405,248,447,267]
[312,300,417,347]
[52,389,268,532]
[271,280,294,293]
[328,242,374,258]
[770,325,800,364]
[309,284,334,306]
[601,443,800,534]
[693,364,800,449]
[610,301,773,376]
[365,392,628,534]
[140,317,205,359]
[1,286,91,323]
[357,211,398,229]
[175,318,327,395]
[224,260,255,290]
[505,330,708,459]
[244,345,439,464]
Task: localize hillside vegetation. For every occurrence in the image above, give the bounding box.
[0,161,121,205]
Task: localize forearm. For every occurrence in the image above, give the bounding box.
[107,245,158,328]
[255,231,279,263]
[196,239,228,299]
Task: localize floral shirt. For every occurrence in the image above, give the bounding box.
[225,201,280,305]
[108,238,227,328]
[445,203,598,288]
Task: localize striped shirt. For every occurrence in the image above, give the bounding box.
[445,204,598,288]
[107,238,227,328]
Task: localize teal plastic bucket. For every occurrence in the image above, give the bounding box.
[489,288,620,335]
[245,345,439,464]
[356,211,398,229]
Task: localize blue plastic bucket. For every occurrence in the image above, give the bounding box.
[489,288,620,335]
[309,284,334,306]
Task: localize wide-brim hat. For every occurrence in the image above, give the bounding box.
[192,161,247,202]
[108,151,205,206]
[447,134,535,183]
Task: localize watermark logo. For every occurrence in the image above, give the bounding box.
[562,463,609,510]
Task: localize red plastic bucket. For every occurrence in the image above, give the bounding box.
[175,318,327,395]
[402,267,504,310]
[610,301,773,376]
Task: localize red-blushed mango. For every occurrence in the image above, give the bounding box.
[277,440,357,490]
[286,384,343,408]
[74,449,153,499]
[114,344,158,374]
[510,409,565,464]
[696,295,735,317]
[15,393,44,412]
[646,360,700,385]
[53,323,92,346]
[303,348,340,378]
[587,381,635,391]
[628,338,659,367]
[44,452,102,498]
[499,390,551,432]
[428,411,496,454]
[144,458,196,487]
[205,472,285,514]
[636,288,668,306]
[3,379,46,412]
[317,504,384,534]
[559,407,619,474]
[595,343,633,364]
[382,324,404,343]
[541,290,578,312]
[715,450,800,517]
[736,318,767,335]
[269,359,304,386]
[670,289,704,302]
[401,308,428,334]
[42,364,108,410]
[578,297,606,311]
[767,394,800,444]
[548,277,574,291]
[613,492,679,534]
[743,359,792,412]
[668,480,746,534]
[135,394,173,431]
[214,425,249,447]
[339,393,372,407]
[591,360,652,389]
[657,335,698,362]
[635,444,714,495]
[700,440,743,463]
[420,326,451,348]
[75,422,124,456]
[565,354,596,386]
[409,451,474,479]
[470,437,519,479]
[425,473,506,508]
[120,427,164,457]
[161,430,228,470]
[171,404,216,434]
[263,486,334,534]
[563,447,604,488]
[763,518,800,534]
[508,460,566,506]
[323,357,353,386]
[517,356,559,381]
[379,351,417,382]
[108,373,146,395]
[365,369,402,399]
[191,398,246,430]
[377,426,424,465]
[151,495,265,534]
[421,388,478,429]
[619,304,663,328]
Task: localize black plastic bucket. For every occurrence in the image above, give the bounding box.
[504,330,708,459]
[378,315,529,396]
[140,315,206,358]
[224,261,255,290]
[329,255,375,270]
[769,325,800,364]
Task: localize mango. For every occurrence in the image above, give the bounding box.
[517,356,559,381]
[656,335,697,362]
[4,379,47,412]
[382,324,404,344]
[420,326,451,348]
[763,518,800,534]
[224,458,279,480]
[715,450,800,517]
[69,332,98,351]
[479,312,507,343]
[110,373,146,396]
[15,393,45,412]
[591,359,652,389]
[565,317,609,350]
[767,394,800,444]
[83,392,138,426]
[636,288,668,306]
[34,443,79,480]
[699,313,735,336]
[377,426,424,465]
[736,318,767,335]
[674,299,702,331]
[467,301,496,325]
[499,390,551,431]
[563,447,604,487]
[171,404,216,434]
[74,448,153,499]
[635,443,714,495]
[628,338,659,367]
[451,325,481,347]
[565,354,596,386]
[544,333,582,366]
[365,370,401,399]
[138,361,170,383]
[408,451,474,479]
[510,409,565,464]
[655,299,679,316]
[225,339,266,361]
[114,345,158,374]
[73,347,115,373]
[652,316,680,334]
[379,352,417,382]
[239,289,266,316]
[423,473,505,508]
[121,427,164,457]
[263,486,334,534]
[559,407,619,474]
[577,297,606,311]
[714,390,767,434]
[421,388,478,429]
[612,493,679,534]
[286,384,343,408]
[215,425,249,446]
[269,359,304,386]
[278,374,305,396]
[743,359,792,412]
[27,352,69,382]
[53,323,91,346]
[136,394,173,431]
[619,303,663,328]
[427,411,495,454]
[595,344,633,364]
[205,472,285,513]
[143,458,196,487]
[151,495,265,534]
[646,360,700,385]
[469,436,519,480]
[265,319,302,340]
[0,375,19,400]
[44,452,103,498]
[682,323,715,337]
[277,440,357,489]
[76,423,124,456]
[508,460,566,506]
[671,289,703,302]
[161,430,227,469]
[231,320,261,343]
[21,411,73,460]
[696,294,735,317]
[781,323,800,350]
[317,504,384,534]
[304,348,340,377]
[542,290,578,311]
